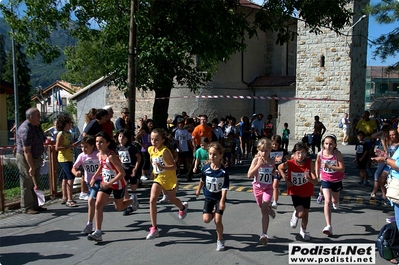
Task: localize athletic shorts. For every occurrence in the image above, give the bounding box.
[321,180,343,192]
[100,186,125,199]
[124,167,139,185]
[203,197,224,215]
[252,184,273,206]
[178,151,191,159]
[291,195,311,209]
[153,174,177,191]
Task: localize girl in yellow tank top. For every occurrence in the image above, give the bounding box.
[146,128,188,240]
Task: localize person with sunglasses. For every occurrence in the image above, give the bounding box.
[115,107,133,133]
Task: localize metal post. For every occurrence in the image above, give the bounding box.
[11,33,19,131]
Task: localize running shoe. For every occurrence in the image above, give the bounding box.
[370,193,376,199]
[316,193,324,204]
[131,194,139,211]
[300,229,310,241]
[386,216,395,223]
[259,234,269,245]
[322,225,333,236]
[87,230,103,242]
[140,175,149,181]
[332,203,339,210]
[290,211,298,228]
[123,206,134,216]
[178,202,188,220]
[79,192,89,200]
[216,240,226,251]
[158,195,169,203]
[271,201,278,209]
[146,226,159,240]
[82,223,93,234]
[268,207,276,219]
[358,180,364,185]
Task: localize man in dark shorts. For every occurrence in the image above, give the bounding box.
[312,116,326,154]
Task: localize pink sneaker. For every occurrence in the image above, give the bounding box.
[178,202,188,219]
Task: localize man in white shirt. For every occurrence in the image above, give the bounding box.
[341,113,350,145]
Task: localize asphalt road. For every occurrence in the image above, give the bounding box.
[0,143,394,265]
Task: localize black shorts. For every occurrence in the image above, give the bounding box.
[141,152,151,171]
[100,187,125,199]
[312,134,321,146]
[123,168,139,185]
[178,151,191,159]
[357,159,367,170]
[321,180,343,192]
[291,195,311,209]
[203,198,224,215]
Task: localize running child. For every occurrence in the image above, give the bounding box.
[146,128,188,240]
[278,142,318,241]
[354,131,369,186]
[193,137,210,174]
[87,131,132,242]
[71,135,100,234]
[195,142,230,251]
[116,129,142,216]
[247,138,276,245]
[270,135,289,209]
[315,134,345,236]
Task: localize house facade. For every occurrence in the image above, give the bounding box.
[31,80,79,121]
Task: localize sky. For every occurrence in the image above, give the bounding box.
[0,0,397,66]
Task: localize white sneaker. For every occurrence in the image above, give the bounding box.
[79,192,89,200]
[140,175,149,181]
[332,203,339,210]
[290,211,298,228]
[259,234,269,245]
[87,230,103,242]
[268,207,276,219]
[158,194,169,203]
[216,239,225,251]
[271,201,278,209]
[300,228,310,241]
[322,225,333,236]
[131,194,139,211]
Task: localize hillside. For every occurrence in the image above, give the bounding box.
[0,17,73,88]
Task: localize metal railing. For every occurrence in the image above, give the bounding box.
[0,144,64,211]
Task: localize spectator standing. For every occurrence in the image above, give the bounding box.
[312,116,326,154]
[282,123,290,151]
[82,108,97,132]
[115,107,133,133]
[192,115,212,149]
[82,109,108,137]
[16,108,47,214]
[102,105,115,137]
[262,114,274,139]
[341,113,350,145]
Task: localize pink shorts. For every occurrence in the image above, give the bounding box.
[252,183,273,206]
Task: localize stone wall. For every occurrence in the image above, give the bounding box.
[295,0,368,141]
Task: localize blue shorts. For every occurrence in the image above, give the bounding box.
[321,180,343,192]
[59,162,75,180]
[88,179,101,199]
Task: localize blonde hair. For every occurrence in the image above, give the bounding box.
[208,142,224,155]
[257,138,272,154]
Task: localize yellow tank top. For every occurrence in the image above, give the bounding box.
[148,145,177,190]
[57,131,74,162]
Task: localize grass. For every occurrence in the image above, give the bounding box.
[4,187,20,202]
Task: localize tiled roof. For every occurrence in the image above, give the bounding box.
[249,76,296,87]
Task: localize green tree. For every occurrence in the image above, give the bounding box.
[0,34,6,79]
[3,43,33,121]
[367,0,399,70]
[0,0,355,127]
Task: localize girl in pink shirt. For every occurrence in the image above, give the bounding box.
[247,138,276,246]
[315,134,345,236]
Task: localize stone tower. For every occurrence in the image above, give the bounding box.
[295,0,369,141]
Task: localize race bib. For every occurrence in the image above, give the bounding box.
[83,161,99,174]
[356,145,364,153]
[258,167,273,184]
[118,150,132,164]
[152,157,166,174]
[270,151,284,164]
[205,176,224,193]
[291,172,308,186]
[102,168,116,183]
[322,159,336,173]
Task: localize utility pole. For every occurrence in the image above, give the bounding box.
[12,31,19,130]
[128,0,138,129]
